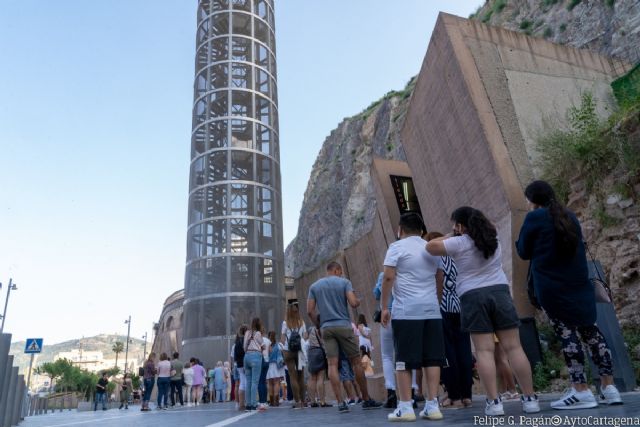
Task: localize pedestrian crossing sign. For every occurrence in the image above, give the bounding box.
[24,338,43,354]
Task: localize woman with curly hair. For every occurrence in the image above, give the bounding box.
[517,180,621,409]
[426,207,539,417]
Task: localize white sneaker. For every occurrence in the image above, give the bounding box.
[484,398,504,416]
[387,405,416,422]
[599,385,623,405]
[419,398,443,420]
[550,388,597,410]
[521,395,540,413]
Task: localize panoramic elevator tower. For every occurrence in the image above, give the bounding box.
[182,0,284,365]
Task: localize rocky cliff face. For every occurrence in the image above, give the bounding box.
[473,0,640,63]
[285,81,414,278]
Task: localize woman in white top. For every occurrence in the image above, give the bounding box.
[426,206,539,417]
[280,303,308,409]
[182,363,194,405]
[243,317,265,411]
[156,352,172,409]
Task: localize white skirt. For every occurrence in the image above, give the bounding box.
[266,362,285,380]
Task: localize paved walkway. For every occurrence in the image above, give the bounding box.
[19,393,640,427]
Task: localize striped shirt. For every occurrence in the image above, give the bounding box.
[439,256,461,313]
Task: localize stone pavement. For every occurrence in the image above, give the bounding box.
[18,393,640,427]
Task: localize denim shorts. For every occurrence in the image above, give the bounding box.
[338,352,355,382]
[460,285,520,333]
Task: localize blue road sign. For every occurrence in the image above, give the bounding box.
[25,338,43,354]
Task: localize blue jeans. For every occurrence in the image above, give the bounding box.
[143,378,155,404]
[94,392,107,410]
[258,360,269,403]
[243,352,263,407]
[157,377,170,407]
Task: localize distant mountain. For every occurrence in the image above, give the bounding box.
[9,334,147,375]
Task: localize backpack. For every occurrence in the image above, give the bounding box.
[288,327,302,353]
[233,336,245,367]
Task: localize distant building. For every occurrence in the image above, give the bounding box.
[150,290,184,360]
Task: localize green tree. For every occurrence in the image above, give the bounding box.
[36,358,73,392]
[112,341,125,369]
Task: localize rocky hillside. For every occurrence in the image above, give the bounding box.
[10,334,146,375]
[472,0,640,62]
[285,79,415,278]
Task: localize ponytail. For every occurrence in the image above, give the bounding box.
[450,207,498,259]
[525,181,578,257]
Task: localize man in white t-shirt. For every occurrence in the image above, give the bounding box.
[381,212,444,422]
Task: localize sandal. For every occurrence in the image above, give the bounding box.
[462,398,472,408]
[441,398,463,409]
[320,402,333,407]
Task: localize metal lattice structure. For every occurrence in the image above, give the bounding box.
[182,0,284,365]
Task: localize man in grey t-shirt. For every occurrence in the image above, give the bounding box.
[307,261,381,412]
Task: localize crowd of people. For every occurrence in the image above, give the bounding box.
[119,180,623,422]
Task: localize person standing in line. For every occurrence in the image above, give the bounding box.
[233,325,248,410]
[258,330,271,410]
[357,314,373,353]
[266,330,285,407]
[306,323,331,408]
[156,352,171,410]
[183,362,194,406]
[141,352,156,411]
[191,357,206,406]
[212,361,227,403]
[373,271,398,409]
[169,352,184,407]
[224,361,232,402]
[339,350,359,405]
[94,372,109,411]
[243,317,265,412]
[360,346,374,377]
[118,373,132,410]
[208,364,216,403]
[426,206,540,417]
[280,303,308,409]
[307,261,382,413]
[517,180,622,409]
[426,231,474,409]
[381,212,444,422]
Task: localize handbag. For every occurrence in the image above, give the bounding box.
[585,241,612,304]
[526,264,542,310]
[373,309,381,323]
[593,277,612,304]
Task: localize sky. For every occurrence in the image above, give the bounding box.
[0,0,481,346]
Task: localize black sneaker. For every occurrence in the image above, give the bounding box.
[383,390,397,409]
[338,402,350,413]
[347,399,356,406]
[362,399,383,410]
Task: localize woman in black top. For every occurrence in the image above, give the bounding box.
[516,180,622,410]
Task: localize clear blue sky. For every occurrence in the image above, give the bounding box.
[0,0,480,345]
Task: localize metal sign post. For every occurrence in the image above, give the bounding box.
[24,339,43,393]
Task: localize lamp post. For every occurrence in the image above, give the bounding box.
[0,278,18,334]
[142,332,148,361]
[124,316,131,374]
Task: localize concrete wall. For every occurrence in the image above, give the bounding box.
[401,13,620,316]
